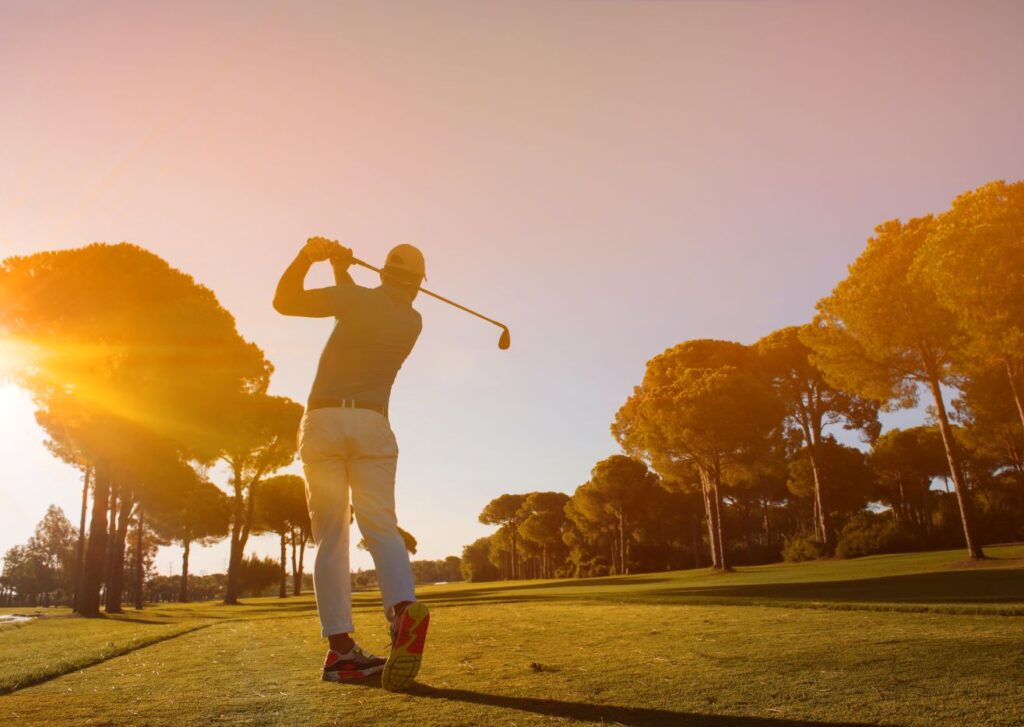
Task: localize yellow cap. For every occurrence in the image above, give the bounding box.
[385,244,426,280]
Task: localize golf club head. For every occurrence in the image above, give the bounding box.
[498,327,511,350]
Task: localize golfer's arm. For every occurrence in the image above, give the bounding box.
[272,253,335,318]
[330,257,355,286]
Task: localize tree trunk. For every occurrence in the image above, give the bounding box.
[78,465,110,617]
[760,495,772,549]
[700,474,720,569]
[511,528,518,580]
[179,540,191,602]
[895,474,908,524]
[925,366,985,559]
[279,532,288,598]
[108,497,133,610]
[711,465,728,570]
[1002,358,1024,438]
[1000,434,1024,489]
[102,488,118,604]
[618,511,628,575]
[922,489,932,541]
[1012,459,1024,490]
[295,530,307,595]
[224,475,246,605]
[105,495,132,613]
[290,528,298,595]
[73,466,91,613]
[103,490,118,609]
[225,542,242,604]
[134,508,145,610]
[808,444,833,553]
[691,514,704,568]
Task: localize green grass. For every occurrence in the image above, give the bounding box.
[0,617,207,694]
[1,544,1022,725]
[402,542,1024,616]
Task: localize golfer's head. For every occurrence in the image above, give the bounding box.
[381,244,426,300]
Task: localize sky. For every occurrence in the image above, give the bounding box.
[2,0,1023,576]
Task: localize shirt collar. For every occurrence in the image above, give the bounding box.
[379,284,413,306]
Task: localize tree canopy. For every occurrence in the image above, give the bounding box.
[920,180,1024,433]
[803,216,984,558]
[0,243,290,614]
[614,340,782,569]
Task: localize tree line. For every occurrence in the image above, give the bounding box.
[0,502,463,606]
[0,241,460,609]
[0,245,315,611]
[3,180,1021,599]
[0,243,582,610]
[462,180,1024,580]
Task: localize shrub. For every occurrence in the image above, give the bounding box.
[782,532,825,562]
[835,512,922,559]
[570,556,611,578]
[729,541,782,566]
[237,555,279,596]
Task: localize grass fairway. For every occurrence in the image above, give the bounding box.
[2,545,1022,726]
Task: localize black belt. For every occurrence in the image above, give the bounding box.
[307,398,388,417]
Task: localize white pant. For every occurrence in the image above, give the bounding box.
[298,407,416,637]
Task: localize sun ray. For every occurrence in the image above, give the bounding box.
[1,333,234,445]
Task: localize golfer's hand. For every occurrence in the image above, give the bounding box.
[302,236,334,263]
[327,242,354,267]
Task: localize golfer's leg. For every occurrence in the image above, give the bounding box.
[349,453,415,620]
[302,455,354,637]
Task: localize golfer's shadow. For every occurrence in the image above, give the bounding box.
[346,677,876,726]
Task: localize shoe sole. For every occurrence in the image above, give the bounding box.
[382,602,430,692]
[322,664,384,682]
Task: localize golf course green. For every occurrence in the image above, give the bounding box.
[2,544,1022,726]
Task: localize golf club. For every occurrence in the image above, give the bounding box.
[349,255,511,350]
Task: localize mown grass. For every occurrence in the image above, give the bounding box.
[0,618,207,695]
[0,597,371,695]
[3,602,1022,726]
[1,544,1021,726]
[405,542,1024,614]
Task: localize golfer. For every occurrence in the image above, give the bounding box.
[273,236,430,690]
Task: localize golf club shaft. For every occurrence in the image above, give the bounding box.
[350,257,508,332]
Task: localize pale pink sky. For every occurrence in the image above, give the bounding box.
[2,0,1023,575]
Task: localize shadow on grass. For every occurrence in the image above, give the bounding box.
[408,568,1024,612]
[348,678,876,726]
[146,599,320,620]
[422,575,678,596]
[393,577,676,609]
[82,601,320,626]
[651,569,1024,605]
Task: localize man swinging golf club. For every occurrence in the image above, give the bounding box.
[273,236,430,690]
